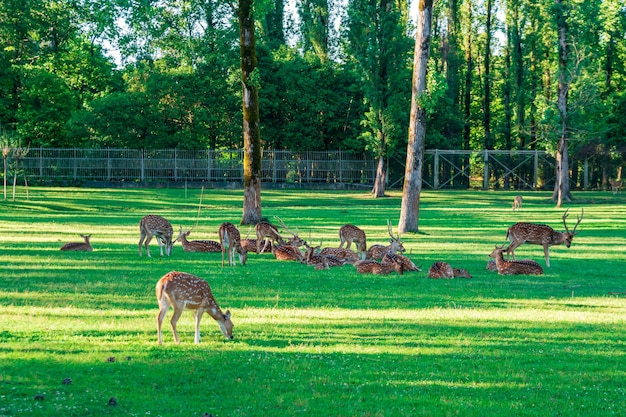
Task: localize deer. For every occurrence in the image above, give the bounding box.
[339,224,367,260]
[505,208,583,267]
[156,271,233,344]
[427,262,472,278]
[319,247,361,264]
[272,242,304,261]
[382,252,421,272]
[354,252,404,275]
[218,222,248,266]
[490,245,544,275]
[303,242,347,267]
[241,238,272,253]
[610,179,622,194]
[60,234,93,252]
[139,215,174,257]
[175,228,222,252]
[512,195,523,211]
[366,220,406,260]
[255,221,285,254]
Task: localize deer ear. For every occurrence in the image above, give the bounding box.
[224,310,231,320]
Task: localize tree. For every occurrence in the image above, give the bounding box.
[552,0,572,206]
[239,0,263,225]
[398,0,434,233]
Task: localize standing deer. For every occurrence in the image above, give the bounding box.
[139,215,174,257]
[490,246,544,275]
[366,220,405,260]
[255,221,285,254]
[512,195,523,211]
[339,224,367,260]
[156,271,233,344]
[610,179,622,194]
[218,222,248,266]
[505,208,583,267]
[175,228,222,252]
[60,234,93,252]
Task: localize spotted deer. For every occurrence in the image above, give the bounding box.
[366,220,406,260]
[610,179,622,194]
[505,208,583,267]
[490,246,544,275]
[428,261,454,278]
[255,221,285,254]
[319,247,360,264]
[156,271,233,344]
[60,234,93,252]
[175,228,222,252]
[241,238,272,253]
[272,242,304,261]
[382,252,421,272]
[512,195,523,211]
[354,252,404,275]
[218,222,248,266]
[139,215,174,257]
[339,224,367,260]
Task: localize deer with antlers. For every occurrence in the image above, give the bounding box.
[505,208,583,267]
[218,222,248,266]
[60,234,93,252]
[366,220,405,260]
[156,271,233,344]
[354,252,404,275]
[139,215,174,257]
[175,228,222,252]
[339,224,367,260]
[490,246,544,275]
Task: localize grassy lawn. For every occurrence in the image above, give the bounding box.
[0,187,625,417]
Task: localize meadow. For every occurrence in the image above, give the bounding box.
[0,187,625,417]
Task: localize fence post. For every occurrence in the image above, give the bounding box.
[434,149,440,189]
[141,149,145,181]
[584,156,589,190]
[533,150,539,190]
[107,148,111,181]
[483,150,489,190]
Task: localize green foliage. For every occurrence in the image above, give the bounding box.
[0,188,625,416]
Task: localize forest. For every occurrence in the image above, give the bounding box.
[1,0,625,186]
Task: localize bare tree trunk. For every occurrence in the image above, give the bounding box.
[239,0,262,224]
[371,153,386,197]
[398,0,434,234]
[552,0,572,206]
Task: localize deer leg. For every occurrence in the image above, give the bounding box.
[169,307,184,344]
[193,310,203,344]
[221,245,226,267]
[156,300,170,345]
[544,245,551,268]
[144,235,153,258]
[138,232,146,257]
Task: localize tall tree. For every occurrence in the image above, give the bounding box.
[553,0,572,205]
[239,0,263,224]
[398,0,434,233]
[298,0,330,62]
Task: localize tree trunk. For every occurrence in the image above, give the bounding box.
[398,0,434,234]
[371,154,386,197]
[552,0,572,206]
[238,0,262,224]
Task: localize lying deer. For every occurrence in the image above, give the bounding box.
[382,252,421,272]
[354,252,404,275]
[366,220,405,260]
[60,234,93,252]
[304,243,348,268]
[319,247,360,264]
[490,246,543,275]
[139,215,174,257]
[339,224,367,260]
[512,195,523,211]
[241,238,272,253]
[156,271,233,344]
[505,208,583,267]
[175,228,222,252]
[218,222,248,266]
[427,262,472,279]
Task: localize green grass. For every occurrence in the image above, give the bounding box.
[1,187,625,417]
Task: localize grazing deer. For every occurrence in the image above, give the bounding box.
[175,228,222,252]
[255,221,285,253]
[367,220,406,260]
[382,252,421,272]
[156,271,233,344]
[428,261,454,278]
[339,224,367,260]
[60,234,93,252]
[354,252,404,275]
[490,246,543,275]
[610,179,622,194]
[218,222,248,266]
[505,208,583,267]
[139,215,174,257]
[512,195,523,211]
[319,247,361,264]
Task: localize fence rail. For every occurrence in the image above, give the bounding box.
[10,147,573,189]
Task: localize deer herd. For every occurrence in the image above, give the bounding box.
[58,197,585,343]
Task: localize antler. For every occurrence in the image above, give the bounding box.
[274,216,299,238]
[563,208,584,235]
[387,219,399,241]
